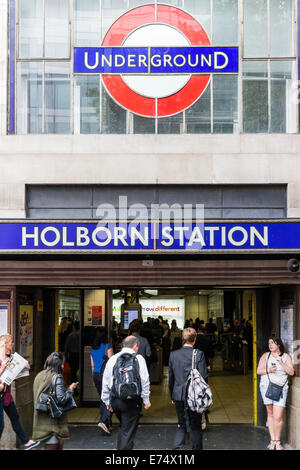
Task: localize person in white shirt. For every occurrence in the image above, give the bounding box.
[257,336,294,450]
[101,335,151,450]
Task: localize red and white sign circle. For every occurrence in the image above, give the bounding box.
[102,4,211,118]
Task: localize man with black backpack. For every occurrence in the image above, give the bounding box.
[169,328,207,450]
[101,335,151,450]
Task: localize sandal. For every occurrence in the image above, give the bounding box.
[274,441,284,450]
[267,440,276,450]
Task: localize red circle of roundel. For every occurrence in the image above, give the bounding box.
[102,4,211,118]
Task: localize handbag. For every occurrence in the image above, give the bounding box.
[265,353,288,402]
[47,374,77,419]
[36,376,55,413]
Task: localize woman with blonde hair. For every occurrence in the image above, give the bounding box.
[0,334,39,450]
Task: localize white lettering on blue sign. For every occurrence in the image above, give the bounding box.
[21,224,268,249]
[160,225,268,248]
[21,225,151,249]
[75,47,239,75]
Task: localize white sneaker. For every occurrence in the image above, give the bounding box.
[98,422,111,435]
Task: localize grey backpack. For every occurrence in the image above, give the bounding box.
[186,349,213,414]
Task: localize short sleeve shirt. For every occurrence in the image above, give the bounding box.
[91,344,112,373]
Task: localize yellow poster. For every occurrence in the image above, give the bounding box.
[19,305,33,364]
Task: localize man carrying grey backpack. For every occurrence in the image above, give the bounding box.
[169,328,207,450]
[101,335,151,450]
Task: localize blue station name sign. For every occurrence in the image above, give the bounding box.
[74,47,239,74]
[0,221,299,253]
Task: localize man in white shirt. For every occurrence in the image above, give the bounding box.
[101,335,151,450]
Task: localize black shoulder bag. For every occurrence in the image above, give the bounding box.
[265,353,288,402]
[36,375,56,413]
[47,374,77,419]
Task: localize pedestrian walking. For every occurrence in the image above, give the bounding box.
[0,334,39,450]
[170,320,181,351]
[32,351,78,450]
[169,328,207,450]
[90,327,114,435]
[64,321,80,386]
[257,336,294,450]
[101,335,151,450]
[194,326,214,430]
[129,319,151,362]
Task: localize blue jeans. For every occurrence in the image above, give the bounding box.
[0,397,29,444]
[93,373,112,426]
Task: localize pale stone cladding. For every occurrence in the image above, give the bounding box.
[0,134,300,218]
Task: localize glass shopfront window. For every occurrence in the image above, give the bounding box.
[19,0,43,58]
[212,0,238,46]
[45,0,69,58]
[45,62,71,134]
[102,86,127,134]
[213,75,238,133]
[243,61,269,133]
[19,0,69,59]
[244,0,268,58]
[244,0,294,58]
[158,114,184,134]
[17,62,42,134]
[14,0,298,135]
[74,76,100,134]
[270,61,297,133]
[102,0,128,40]
[270,0,294,57]
[133,115,156,134]
[243,60,297,133]
[184,0,211,38]
[185,84,211,134]
[74,0,101,47]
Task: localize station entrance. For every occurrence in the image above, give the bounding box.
[9,255,297,442]
[38,286,264,426]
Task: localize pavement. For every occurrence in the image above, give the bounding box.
[54,423,270,451]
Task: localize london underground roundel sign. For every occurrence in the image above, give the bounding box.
[74,4,239,118]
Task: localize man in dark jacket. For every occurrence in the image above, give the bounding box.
[169,328,207,450]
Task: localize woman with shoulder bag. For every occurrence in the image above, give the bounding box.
[0,334,39,450]
[90,328,114,436]
[257,336,294,450]
[33,351,78,450]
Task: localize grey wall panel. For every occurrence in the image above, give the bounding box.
[28,208,93,219]
[27,186,92,208]
[27,184,287,219]
[222,186,287,208]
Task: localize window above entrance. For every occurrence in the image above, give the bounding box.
[9,0,298,135]
[26,184,287,220]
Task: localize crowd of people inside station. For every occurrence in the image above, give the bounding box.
[57,312,254,386]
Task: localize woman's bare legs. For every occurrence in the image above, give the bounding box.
[266,404,277,449]
[272,405,285,449]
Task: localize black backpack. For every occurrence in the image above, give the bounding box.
[111,353,142,400]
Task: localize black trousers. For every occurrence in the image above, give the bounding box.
[111,397,142,450]
[93,373,112,427]
[173,401,203,450]
[68,352,79,383]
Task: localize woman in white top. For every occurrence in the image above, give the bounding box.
[257,336,294,450]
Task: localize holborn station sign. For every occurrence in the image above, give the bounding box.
[0,221,299,253]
